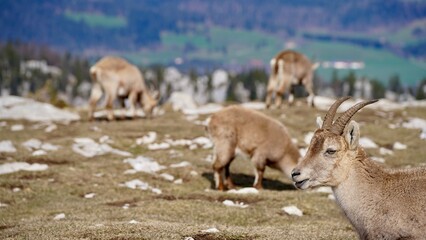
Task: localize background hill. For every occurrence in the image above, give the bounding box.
[0,0,425,85]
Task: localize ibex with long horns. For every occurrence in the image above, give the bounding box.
[292,97,426,240]
[266,50,318,108]
[88,56,159,121]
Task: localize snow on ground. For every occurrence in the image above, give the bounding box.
[379,147,393,155]
[282,205,303,217]
[371,157,386,163]
[136,132,157,145]
[0,162,48,175]
[241,102,266,110]
[201,227,220,233]
[84,193,96,199]
[159,173,175,181]
[182,103,223,115]
[123,156,166,174]
[148,142,171,150]
[22,139,60,153]
[0,140,17,153]
[359,137,378,148]
[0,96,80,122]
[11,124,24,131]
[53,213,66,220]
[227,187,259,194]
[170,161,191,168]
[120,179,162,194]
[402,118,426,139]
[304,132,314,145]
[72,138,131,158]
[222,200,248,208]
[144,136,213,150]
[393,142,407,150]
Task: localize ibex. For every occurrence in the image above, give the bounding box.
[88,56,159,121]
[266,50,318,108]
[207,105,301,190]
[292,97,426,239]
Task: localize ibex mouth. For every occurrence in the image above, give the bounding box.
[295,179,309,189]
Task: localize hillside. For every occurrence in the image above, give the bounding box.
[0,0,425,84]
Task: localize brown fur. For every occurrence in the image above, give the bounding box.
[88,56,158,120]
[292,103,426,239]
[208,105,301,190]
[266,50,318,108]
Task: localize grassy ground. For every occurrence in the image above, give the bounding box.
[1,101,425,239]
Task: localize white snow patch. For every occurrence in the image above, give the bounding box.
[11,124,24,131]
[99,135,113,144]
[379,147,393,155]
[159,173,175,181]
[0,121,7,127]
[190,170,198,176]
[53,213,66,220]
[12,187,21,192]
[182,104,223,115]
[123,156,166,174]
[0,162,48,175]
[147,142,171,150]
[0,140,16,153]
[128,220,139,224]
[184,237,195,240]
[299,148,308,157]
[121,179,162,194]
[359,137,378,148]
[241,102,266,110]
[315,187,333,194]
[45,124,57,133]
[41,143,60,151]
[192,137,213,149]
[204,154,214,163]
[170,161,191,168]
[304,132,314,145]
[32,149,47,156]
[72,138,131,158]
[227,187,259,194]
[282,205,303,217]
[22,139,42,151]
[84,193,96,199]
[222,200,248,208]
[328,194,336,200]
[0,202,9,208]
[0,96,80,122]
[173,179,183,184]
[393,142,407,150]
[136,132,157,145]
[371,157,386,163]
[201,227,220,233]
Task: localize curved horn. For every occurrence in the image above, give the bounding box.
[322,96,351,130]
[330,99,379,135]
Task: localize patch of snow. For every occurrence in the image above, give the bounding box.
[393,142,407,150]
[182,103,223,115]
[72,138,131,158]
[204,154,214,163]
[359,137,378,148]
[222,200,248,208]
[148,142,171,150]
[32,149,47,156]
[304,132,314,145]
[11,124,24,131]
[151,188,162,194]
[0,140,16,153]
[169,92,198,112]
[193,117,211,126]
[379,147,393,155]
[41,143,60,151]
[328,194,336,200]
[22,139,42,151]
[201,227,220,233]
[99,135,113,144]
[45,124,57,133]
[123,156,166,174]
[129,220,139,224]
[184,237,195,240]
[0,121,7,127]
[192,137,213,149]
[84,193,96,199]
[53,213,66,220]
[12,187,21,192]
[185,115,198,122]
[402,118,426,129]
[136,132,157,145]
[371,157,386,163]
[173,179,183,184]
[190,170,198,176]
[159,173,175,181]
[0,96,80,122]
[241,102,266,110]
[314,96,412,112]
[282,205,303,217]
[122,203,130,209]
[0,162,48,175]
[0,202,9,208]
[170,161,191,168]
[93,109,146,119]
[299,148,307,157]
[315,187,333,194]
[90,126,101,132]
[227,187,259,194]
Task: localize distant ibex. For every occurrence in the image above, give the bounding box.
[292,97,426,239]
[208,105,301,190]
[88,56,159,121]
[266,50,318,108]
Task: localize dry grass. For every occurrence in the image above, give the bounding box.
[1,100,425,239]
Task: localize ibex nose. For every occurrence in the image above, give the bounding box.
[291,169,301,180]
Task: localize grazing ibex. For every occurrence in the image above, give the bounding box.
[292,97,426,239]
[88,56,159,121]
[266,50,318,108]
[208,105,301,190]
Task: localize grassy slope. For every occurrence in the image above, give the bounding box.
[1,102,425,239]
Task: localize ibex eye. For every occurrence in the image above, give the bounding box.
[326,149,337,155]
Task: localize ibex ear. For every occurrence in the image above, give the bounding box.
[316,116,323,129]
[344,120,360,150]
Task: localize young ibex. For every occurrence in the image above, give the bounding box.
[266,50,319,108]
[208,105,301,190]
[292,97,426,239]
[88,56,159,121]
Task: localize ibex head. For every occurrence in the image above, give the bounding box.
[292,97,378,189]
